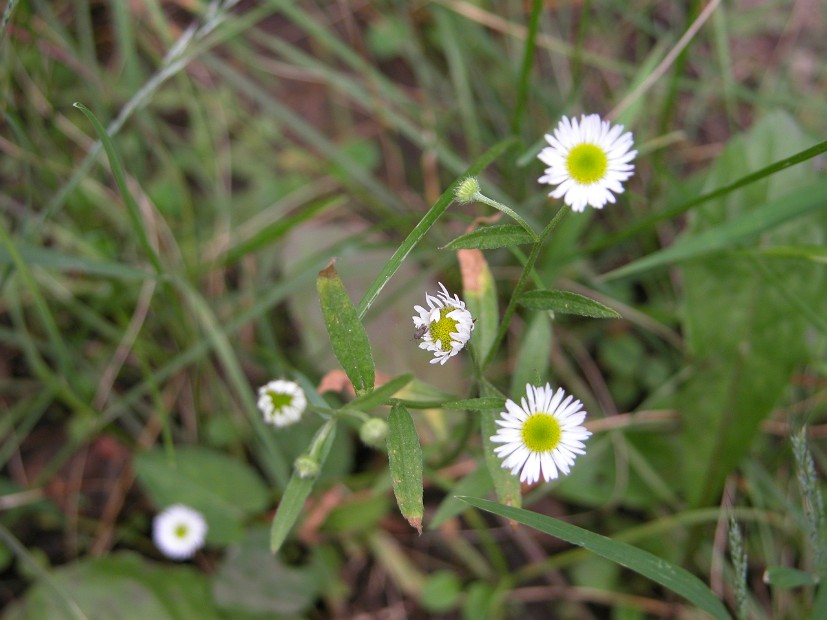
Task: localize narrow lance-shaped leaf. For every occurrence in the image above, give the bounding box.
[270,420,337,554]
[461,497,732,620]
[479,381,521,509]
[443,225,534,250]
[349,373,413,411]
[519,289,620,319]
[459,249,498,367]
[317,260,375,395]
[387,402,424,533]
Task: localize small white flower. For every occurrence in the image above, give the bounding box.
[412,282,475,365]
[538,114,636,212]
[257,379,307,427]
[153,504,207,560]
[491,383,591,485]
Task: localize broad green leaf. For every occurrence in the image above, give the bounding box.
[270,420,337,553]
[419,570,462,613]
[317,261,375,395]
[443,225,534,250]
[762,566,819,589]
[214,527,321,615]
[134,446,269,545]
[4,552,218,620]
[675,112,827,506]
[460,249,499,365]
[518,290,620,319]
[349,373,413,411]
[461,497,732,620]
[387,402,424,533]
[479,382,521,508]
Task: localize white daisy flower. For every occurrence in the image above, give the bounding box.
[538,114,636,212]
[412,282,475,365]
[491,383,591,485]
[257,379,307,427]
[153,504,207,560]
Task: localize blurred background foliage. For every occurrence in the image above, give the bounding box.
[1,0,826,618]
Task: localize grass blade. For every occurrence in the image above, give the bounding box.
[460,497,732,620]
[73,103,163,273]
[603,178,827,281]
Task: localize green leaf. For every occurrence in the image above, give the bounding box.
[441,397,507,411]
[762,566,819,589]
[460,249,499,365]
[214,528,321,615]
[443,225,534,250]
[387,402,424,533]
[317,261,375,395]
[5,552,218,620]
[134,446,269,545]
[349,373,413,411]
[0,244,151,280]
[603,176,827,281]
[519,290,620,319]
[73,103,162,273]
[479,382,521,508]
[510,311,552,396]
[270,420,337,553]
[419,570,461,613]
[674,112,827,506]
[460,497,732,620]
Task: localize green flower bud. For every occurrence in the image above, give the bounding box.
[293,455,320,480]
[454,177,481,204]
[359,417,389,449]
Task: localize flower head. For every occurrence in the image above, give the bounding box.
[412,282,475,365]
[257,379,307,427]
[153,504,207,560]
[491,383,591,485]
[538,114,636,212]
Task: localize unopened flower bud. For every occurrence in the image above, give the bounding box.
[359,418,389,448]
[294,455,320,480]
[454,177,481,204]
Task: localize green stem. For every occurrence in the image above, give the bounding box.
[482,205,569,371]
[356,137,518,319]
[472,192,539,242]
[510,0,543,135]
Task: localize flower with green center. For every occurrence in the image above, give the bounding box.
[257,379,307,427]
[491,383,591,484]
[152,504,207,560]
[412,282,475,365]
[538,114,636,212]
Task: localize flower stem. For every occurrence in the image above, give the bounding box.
[481,205,570,371]
[472,192,539,242]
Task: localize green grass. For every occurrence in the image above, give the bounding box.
[1,1,826,618]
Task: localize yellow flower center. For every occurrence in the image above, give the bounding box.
[268,391,293,411]
[566,143,608,185]
[174,524,189,539]
[429,307,459,352]
[521,413,562,453]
